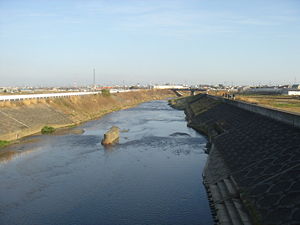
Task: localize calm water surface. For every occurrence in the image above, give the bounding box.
[0,100,213,225]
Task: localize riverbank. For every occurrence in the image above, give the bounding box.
[235,94,300,114]
[0,99,213,225]
[169,94,300,225]
[0,89,174,142]
[206,91,300,115]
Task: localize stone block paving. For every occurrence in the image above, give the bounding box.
[192,101,300,225]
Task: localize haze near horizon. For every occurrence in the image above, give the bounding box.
[0,0,299,86]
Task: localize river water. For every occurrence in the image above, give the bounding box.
[0,100,213,225]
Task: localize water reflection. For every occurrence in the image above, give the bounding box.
[0,151,21,163]
[0,138,42,164]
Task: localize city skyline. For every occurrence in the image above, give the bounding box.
[1,0,300,86]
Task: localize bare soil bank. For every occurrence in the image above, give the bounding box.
[0,90,174,141]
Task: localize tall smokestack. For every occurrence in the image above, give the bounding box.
[93,68,96,89]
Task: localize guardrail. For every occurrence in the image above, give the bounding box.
[0,89,134,102]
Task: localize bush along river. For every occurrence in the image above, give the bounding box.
[0,100,213,225]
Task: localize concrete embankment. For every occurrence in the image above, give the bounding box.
[0,90,174,141]
[170,94,300,225]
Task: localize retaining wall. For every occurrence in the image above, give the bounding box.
[208,94,300,129]
[171,94,300,225]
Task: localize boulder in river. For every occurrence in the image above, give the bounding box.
[101,126,120,145]
[170,132,191,137]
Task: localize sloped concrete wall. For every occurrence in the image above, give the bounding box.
[179,94,300,225]
[0,90,174,141]
[208,94,300,129]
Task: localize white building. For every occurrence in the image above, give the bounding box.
[153,85,186,89]
[288,90,300,96]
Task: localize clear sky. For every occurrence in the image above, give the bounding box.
[0,0,299,86]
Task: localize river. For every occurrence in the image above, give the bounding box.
[0,100,213,225]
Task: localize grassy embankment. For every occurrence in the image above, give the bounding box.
[0,89,174,143]
[235,94,300,114]
[0,140,10,148]
[205,90,300,114]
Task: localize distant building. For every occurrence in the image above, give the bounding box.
[292,84,300,89]
[153,85,186,89]
[237,86,251,92]
[288,90,300,96]
[228,88,239,93]
[242,87,284,95]
[279,85,289,89]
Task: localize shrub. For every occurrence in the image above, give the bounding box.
[0,140,10,148]
[41,126,55,134]
[101,89,111,97]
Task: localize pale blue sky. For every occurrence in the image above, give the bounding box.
[0,0,299,86]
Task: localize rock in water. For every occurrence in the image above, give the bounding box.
[170,132,191,137]
[101,126,120,145]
